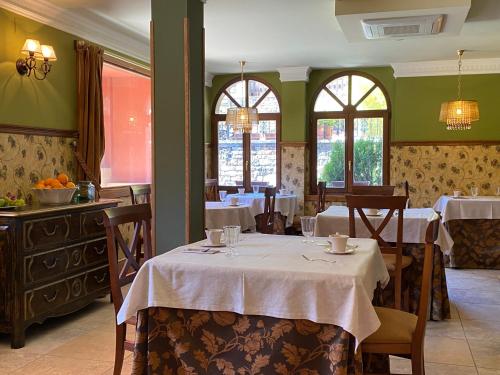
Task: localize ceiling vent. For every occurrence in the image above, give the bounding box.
[361,15,444,39]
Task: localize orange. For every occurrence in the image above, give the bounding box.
[66,182,76,189]
[57,173,69,185]
[35,182,45,189]
[46,178,57,185]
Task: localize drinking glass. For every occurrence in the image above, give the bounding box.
[252,185,260,194]
[470,186,479,198]
[300,216,316,243]
[223,225,240,256]
[219,190,227,202]
[496,187,500,196]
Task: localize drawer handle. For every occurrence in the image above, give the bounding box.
[94,216,104,226]
[42,257,59,270]
[42,224,59,237]
[94,273,107,284]
[94,245,106,255]
[43,290,59,303]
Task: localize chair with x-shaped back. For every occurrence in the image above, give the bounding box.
[103,203,153,375]
[345,195,411,310]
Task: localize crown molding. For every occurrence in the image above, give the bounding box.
[0,0,150,63]
[278,66,312,82]
[205,72,214,87]
[392,58,500,78]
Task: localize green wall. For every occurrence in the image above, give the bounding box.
[208,66,500,142]
[0,9,77,130]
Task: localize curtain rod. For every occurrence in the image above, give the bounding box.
[103,51,150,74]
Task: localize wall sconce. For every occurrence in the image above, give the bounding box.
[16,39,57,80]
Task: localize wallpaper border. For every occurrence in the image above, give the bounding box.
[0,124,78,138]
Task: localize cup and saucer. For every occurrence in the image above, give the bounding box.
[202,229,226,247]
[279,188,289,196]
[228,197,240,206]
[324,233,357,255]
[364,208,382,217]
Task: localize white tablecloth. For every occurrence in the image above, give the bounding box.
[118,233,389,348]
[433,195,500,223]
[205,202,256,232]
[315,206,454,253]
[225,193,297,227]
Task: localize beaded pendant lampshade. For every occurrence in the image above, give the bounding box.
[439,50,479,130]
[226,61,259,133]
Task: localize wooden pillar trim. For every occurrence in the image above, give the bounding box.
[184,17,191,243]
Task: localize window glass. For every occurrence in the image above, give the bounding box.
[248,80,269,107]
[217,121,243,186]
[353,118,383,185]
[326,76,348,105]
[351,75,375,106]
[356,87,387,110]
[317,119,346,188]
[226,81,246,106]
[215,93,235,114]
[250,120,277,186]
[314,90,343,112]
[256,92,280,113]
[101,63,151,187]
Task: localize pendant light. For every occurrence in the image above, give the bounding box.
[226,61,259,133]
[439,50,479,130]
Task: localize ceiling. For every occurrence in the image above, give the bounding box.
[36,0,500,74]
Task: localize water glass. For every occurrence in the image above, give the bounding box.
[223,225,240,256]
[300,216,316,243]
[470,186,479,197]
[496,187,500,196]
[219,190,227,202]
[252,185,260,194]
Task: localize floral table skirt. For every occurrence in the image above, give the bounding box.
[380,244,450,321]
[131,307,363,375]
[444,219,500,269]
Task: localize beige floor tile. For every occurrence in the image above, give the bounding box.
[449,289,500,306]
[10,355,113,375]
[468,339,500,370]
[477,368,500,375]
[425,363,478,375]
[450,301,460,320]
[457,303,500,322]
[462,320,500,342]
[0,352,40,373]
[424,336,475,366]
[426,320,466,339]
[102,355,134,375]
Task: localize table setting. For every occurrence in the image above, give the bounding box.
[204,200,256,232]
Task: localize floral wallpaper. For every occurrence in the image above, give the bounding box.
[281,145,305,216]
[391,145,500,208]
[0,133,77,203]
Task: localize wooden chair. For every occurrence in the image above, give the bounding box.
[346,195,411,310]
[362,214,440,375]
[205,179,218,201]
[351,185,395,196]
[404,181,411,208]
[255,187,286,234]
[103,204,153,375]
[316,181,327,214]
[130,184,151,204]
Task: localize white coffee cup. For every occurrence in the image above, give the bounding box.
[453,190,461,198]
[238,188,245,194]
[329,233,349,253]
[205,229,223,245]
[230,196,239,206]
[279,188,288,195]
[364,208,379,216]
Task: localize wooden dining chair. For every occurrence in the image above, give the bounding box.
[404,180,411,208]
[362,215,440,375]
[103,203,153,375]
[130,184,151,204]
[316,181,327,214]
[351,185,395,196]
[205,179,218,201]
[255,187,286,234]
[346,195,411,310]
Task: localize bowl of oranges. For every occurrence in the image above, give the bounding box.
[32,173,77,205]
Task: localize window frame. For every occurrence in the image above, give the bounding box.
[310,71,391,194]
[211,76,282,192]
[101,53,152,188]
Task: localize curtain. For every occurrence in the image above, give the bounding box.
[75,40,105,185]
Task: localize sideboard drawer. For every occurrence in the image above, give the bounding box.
[25,280,68,319]
[83,238,108,266]
[25,248,70,284]
[23,215,71,251]
[80,211,106,237]
[84,266,109,295]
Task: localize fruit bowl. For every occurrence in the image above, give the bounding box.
[32,188,77,205]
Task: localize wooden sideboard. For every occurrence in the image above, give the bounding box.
[0,199,120,348]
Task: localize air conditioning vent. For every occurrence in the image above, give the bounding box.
[362,15,444,39]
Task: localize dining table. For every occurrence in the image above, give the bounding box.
[205,201,256,232]
[118,233,390,374]
[433,195,500,269]
[224,192,297,227]
[315,206,453,320]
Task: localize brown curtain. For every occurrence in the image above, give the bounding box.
[75,40,105,184]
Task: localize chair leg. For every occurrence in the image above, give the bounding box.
[411,351,425,375]
[114,323,126,375]
[395,272,402,310]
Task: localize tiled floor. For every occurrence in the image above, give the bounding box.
[0,268,498,374]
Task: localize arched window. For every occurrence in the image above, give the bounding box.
[311,72,390,193]
[212,77,281,190]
